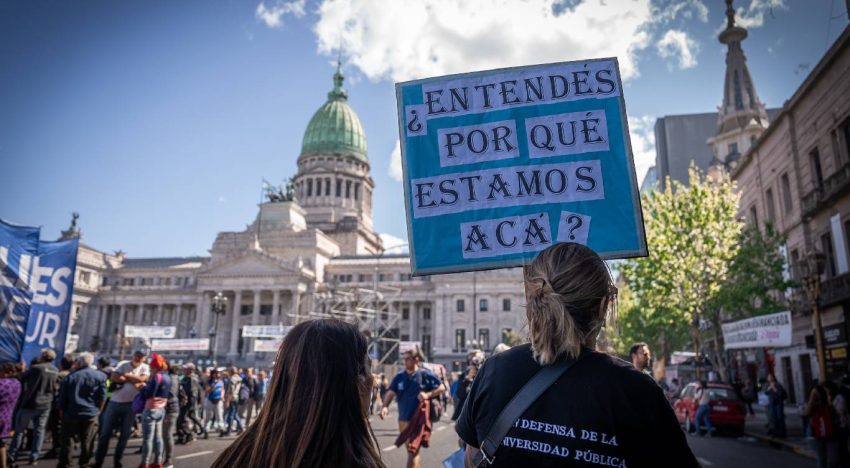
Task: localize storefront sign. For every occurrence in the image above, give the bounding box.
[396,58,646,274]
[722,311,792,350]
[823,323,846,346]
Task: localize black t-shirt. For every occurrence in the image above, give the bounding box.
[456,344,698,468]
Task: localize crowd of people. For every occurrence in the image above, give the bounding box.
[0,347,270,468]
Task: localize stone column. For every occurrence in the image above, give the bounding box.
[291,288,301,325]
[155,304,163,326]
[198,292,211,338]
[408,302,416,339]
[229,291,242,356]
[435,295,445,350]
[249,290,261,357]
[272,290,281,325]
[116,305,126,354]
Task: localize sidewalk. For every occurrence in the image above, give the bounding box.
[743,404,816,460]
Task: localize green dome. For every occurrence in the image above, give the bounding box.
[300,66,368,162]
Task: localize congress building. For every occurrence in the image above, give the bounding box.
[64,66,527,370]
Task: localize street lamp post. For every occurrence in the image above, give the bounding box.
[209,292,228,366]
[797,250,828,381]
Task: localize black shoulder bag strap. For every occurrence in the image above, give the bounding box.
[472,350,589,467]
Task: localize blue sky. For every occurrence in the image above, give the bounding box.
[1,0,847,257]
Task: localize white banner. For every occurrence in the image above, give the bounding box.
[124,326,176,339]
[65,334,79,353]
[242,325,291,338]
[150,338,209,351]
[722,311,792,350]
[253,338,283,353]
[399,341,422,354]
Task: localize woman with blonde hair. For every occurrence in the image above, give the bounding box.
[456,242,696,467]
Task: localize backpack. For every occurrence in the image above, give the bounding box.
[811,405,835,439]
[238,379,251,404]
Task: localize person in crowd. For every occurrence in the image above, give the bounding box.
[254,370,268,412]
[742,377,756,416]
[46,355,74,460]
[825,381,849,466]
[8,349,58,465]
[379,375,389,408]
[176,364,205,444]
[210,319,385,468]
[451,363,477,422]
[220,368,243,436]
[204,370,224,434]
[805,384,840,468]
[380,347,445,468]
[492,343,511,355]
[57,353,106,468]
[238,368,257,427]
[765,373,788,438]
[0,363,23,468]
[629,342,652,376]
[370,374,380,416]
[457,242,698,467]
[161,364,180,468]
[137,353,171,468]
[693,381,713,437]
[667,378,681,401]
[94,350,149,468]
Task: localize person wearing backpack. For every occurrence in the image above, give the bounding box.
[220,368,244,437]
[805,384,840,468]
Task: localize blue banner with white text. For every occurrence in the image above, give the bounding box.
[0,219,40,364]
[21,238,78,367]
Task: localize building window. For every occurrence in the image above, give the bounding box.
[843,119,850,163]
[781,173,793,211]
[346,180,352,198]
[378,273,385,281]
[402,308,410,320]
[325,178,331,196]
[822,232,837,278]
[811,147,824,189]
[354,183,360,200]
[260,304,273,315]
[316,178,322,196]
[401,334,410,341]
[749,205,759,228]
[502,298,511,311]
[423,307,431,320]
[454,329,466,352]
[456,300,465,312]
[240,305,251,316]
[479,329,490,350]
[727,142,739,157]
[479,299,489,312]
[336,179,342,197]
[307,179,313,196]
[765,188,776,224]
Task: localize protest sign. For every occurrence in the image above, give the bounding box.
[125,325,177,339]
[151,338,210,351]
[0,220,40,363]
[21,238,79,366]
[722,311,792,350]
[396,58,646,274]
[242,324,291,338]
[253,338,283,353]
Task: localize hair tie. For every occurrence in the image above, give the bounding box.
[528,278,549,300]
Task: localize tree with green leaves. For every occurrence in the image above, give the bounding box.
[618,165,789,380]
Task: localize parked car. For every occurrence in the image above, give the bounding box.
[673,382,746,436]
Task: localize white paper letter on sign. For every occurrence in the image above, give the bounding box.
[405,104,428,137]
[461,212,552,260]
[525,110,609,159]
[438,120,520,167]
[556,211,591,245]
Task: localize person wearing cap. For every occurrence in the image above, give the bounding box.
[94,350,149,468]
[8,349,58,465]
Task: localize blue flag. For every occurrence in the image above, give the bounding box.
[21,238,79,367]
[0,219,40,364]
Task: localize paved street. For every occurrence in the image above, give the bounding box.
[24,404,816,468]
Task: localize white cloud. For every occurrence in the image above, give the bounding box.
[654,0,709,23]
[627,115,656,185]
[379,233,409,253]
[255,0,306,28]
[735,0,786,29]
[388,139,402,182]
[312,0,653,83]
[656,30,699,69]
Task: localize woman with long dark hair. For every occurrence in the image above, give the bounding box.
[211,319,385,468]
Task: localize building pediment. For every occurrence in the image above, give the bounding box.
[299,164,338,175]
[198,250,301,277]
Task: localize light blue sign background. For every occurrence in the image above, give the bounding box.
[396,58,647,275]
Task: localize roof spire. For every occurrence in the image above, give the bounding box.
[329,40,347,101]
[725,0,735,29]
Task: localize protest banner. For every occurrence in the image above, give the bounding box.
[0,219,40,363]
[242,324,291,338]
[722,311,792,350]
[253,338,283,353]
[21,238,79,366]
[396,58,646,274]
[125,325,177,339]
[151,338,210,351]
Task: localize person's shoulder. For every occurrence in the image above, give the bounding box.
[485,343,536,368]
[585,351,659,389]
